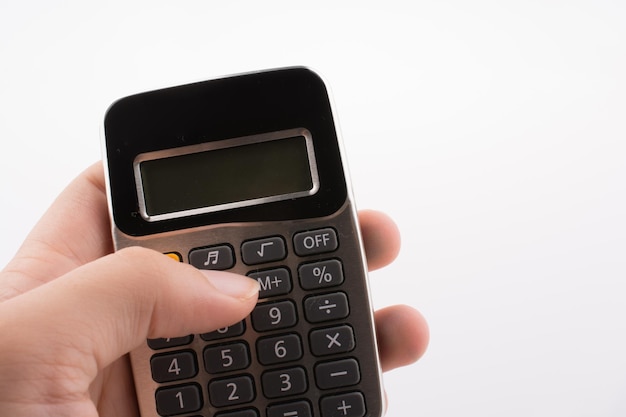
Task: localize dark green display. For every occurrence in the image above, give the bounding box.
[140,136,314,217]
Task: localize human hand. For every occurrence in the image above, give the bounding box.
[0,163,428,416]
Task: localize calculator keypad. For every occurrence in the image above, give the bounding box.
[147,226,376,417]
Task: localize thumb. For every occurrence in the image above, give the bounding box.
[0,246,259,386]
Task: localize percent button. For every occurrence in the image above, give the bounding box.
[299,260,344,290]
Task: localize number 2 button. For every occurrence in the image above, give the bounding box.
[208,375,255,407]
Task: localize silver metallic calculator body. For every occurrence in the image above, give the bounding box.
[103,67,384,417]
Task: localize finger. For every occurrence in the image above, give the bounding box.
[0,247,259,388]
[0,162,111,301]
[375,305,429,372]
[358,210,401,271]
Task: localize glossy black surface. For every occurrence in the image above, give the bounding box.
[104,67,347,236]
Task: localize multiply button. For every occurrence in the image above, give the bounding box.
[310,325,355,356]
[293,228,338,256]
[241,236,286,265]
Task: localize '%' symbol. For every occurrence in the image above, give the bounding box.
[313,266,333,284]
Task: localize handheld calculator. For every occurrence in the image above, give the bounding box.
[103,67,384,417]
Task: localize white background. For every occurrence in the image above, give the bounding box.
[1,1,625,416]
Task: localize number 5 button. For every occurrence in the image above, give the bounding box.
[203,342,250,374]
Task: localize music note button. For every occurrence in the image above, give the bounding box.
[189,245,235,270]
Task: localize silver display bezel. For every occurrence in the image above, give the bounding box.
[133,128,319,222]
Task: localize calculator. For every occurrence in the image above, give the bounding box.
[103,67,384,417]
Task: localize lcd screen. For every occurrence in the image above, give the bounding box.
[136,132,318,220]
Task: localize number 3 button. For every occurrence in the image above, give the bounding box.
[262,367,308,398]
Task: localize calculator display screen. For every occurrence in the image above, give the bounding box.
[135,131,319,221]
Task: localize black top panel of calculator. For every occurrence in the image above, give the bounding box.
[104,67,347,236]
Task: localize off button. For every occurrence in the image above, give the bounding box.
[294,228,338,256]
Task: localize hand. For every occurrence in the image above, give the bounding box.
[0,163,429,416]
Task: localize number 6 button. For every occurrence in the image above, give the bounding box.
[257,334,303,365]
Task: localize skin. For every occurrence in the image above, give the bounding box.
[0,162,429,416]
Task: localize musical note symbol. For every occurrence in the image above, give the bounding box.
[204,250,220,266]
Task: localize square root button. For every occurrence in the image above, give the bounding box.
[241,236,286,265]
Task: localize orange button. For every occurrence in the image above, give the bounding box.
[165,252,182,262]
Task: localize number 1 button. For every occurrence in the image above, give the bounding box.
[155,384,202,416]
